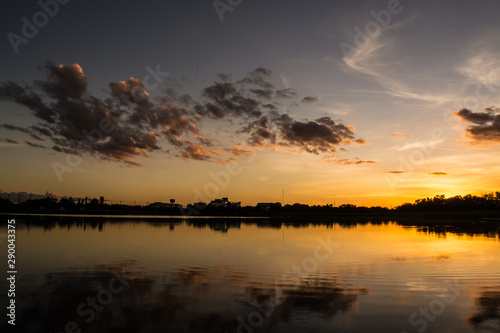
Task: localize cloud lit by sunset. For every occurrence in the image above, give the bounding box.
[1,0,499,207]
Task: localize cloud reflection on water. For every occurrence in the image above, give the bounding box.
[2,261,369,333]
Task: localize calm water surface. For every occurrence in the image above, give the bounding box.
[1,216,499,333]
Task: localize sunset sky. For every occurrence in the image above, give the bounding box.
[1,0,499,206]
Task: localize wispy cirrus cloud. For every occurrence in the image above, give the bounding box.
[391,132,409,140]
[340,20,453,104]
[456,50,500,85]
[396,138,445,152]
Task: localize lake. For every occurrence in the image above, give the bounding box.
[1,215,499,333]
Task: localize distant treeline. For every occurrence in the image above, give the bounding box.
[0,192,499,216]
[395,193,500,211]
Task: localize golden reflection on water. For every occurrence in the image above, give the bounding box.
[15,220,499,273]
[1,217,499,332]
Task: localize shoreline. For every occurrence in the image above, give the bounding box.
[1,209,499,222]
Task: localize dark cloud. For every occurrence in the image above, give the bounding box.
[276,88,298,99]
[354,138,369,144]
[338,159,376,165]
[3,138,18,144]
[180,140,219,161]
[30,125,52,137]
[262,104,278,111]
[230,146,255,157]
[51,145,63,152]
[248,127,277,146]
[109,77,150,105]
[455,107,500,142]
[386,171,405,174]
[162,90,195,107]
[203,82,237,104]
[25,141,45,148]
[0,63,191,163]
[429,172,448,176]
[36,62,87,100]
[322,157,376,165]
[253,67,272,77]
[0,63,366,165]
[1,124,44,140]
[196,136,213,147]
[278,116,361,154]
[250,89,274,99]
[122,160,143,167]
[301,96,321,103]
[237,67,273,89]
[156,107,199,140]
[241,115,277,146]
[239,112,366,154]
[198,78,267,119]
[52,145,78,155]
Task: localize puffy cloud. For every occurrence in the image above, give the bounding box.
[455,108,494,124]
[455,107,500,142]
[237,67,273,89]
[203,82,237,104]
[250,89,274,99]
[230,146,255,157]
[180,140,220,161]
[248,127,277,146]
[240,112,366,154]
[109,77,150,104]
[196,72,278,120]
[36,62,87,100]
[301,96,321,103]
[0,63,367,165]
[0,63,193,163]
[278,116,362,154]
